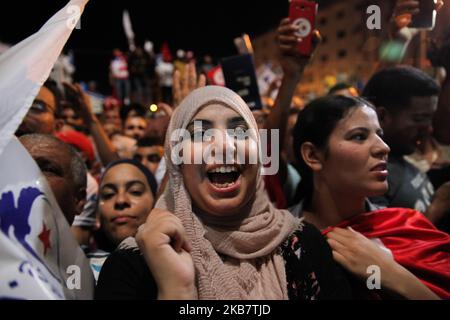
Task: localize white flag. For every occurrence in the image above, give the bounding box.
[123,10,135,51]
[0,0,94,300]
[0,0,89,157]
[0,138,94,300]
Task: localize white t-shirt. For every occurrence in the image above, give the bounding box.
[72,172,98,228]
[110,57,129,79]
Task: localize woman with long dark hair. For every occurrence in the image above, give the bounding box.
[290,95,450,299]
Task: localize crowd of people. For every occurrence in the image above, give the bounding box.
[108,44,214,107]
[8,0,450,300]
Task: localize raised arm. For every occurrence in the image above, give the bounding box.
[263,18,319,186]
[67,84,120,166]
[173,61,206,108]
[388,1,443,41]
[264,18,319,141]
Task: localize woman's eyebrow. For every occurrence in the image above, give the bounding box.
[344,127,369,137]
[347,127,369,133]
[125,180,147,189]
[187,119,213,129]
[227,117,247,128]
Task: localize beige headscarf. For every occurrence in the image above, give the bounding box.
[151,86,301,300]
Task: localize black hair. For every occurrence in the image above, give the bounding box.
[137,136,164,148]
[362,66,440,113]
[120,103,147,122]
[94,159,157,251]
[292,95,374,207]
[101,158,158,197]
[328,82,354,95]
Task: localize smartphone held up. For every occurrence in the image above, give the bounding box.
[289,0,318,56]
[410,0,437,30]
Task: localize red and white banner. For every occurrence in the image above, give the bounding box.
[207,66,225,86]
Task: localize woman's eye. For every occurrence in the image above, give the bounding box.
[193,130,205,140]
[129,189,144,196]
[100,193,114,200]
[190,129,206,141]
[351,134,367,141]
[234,126,249,140]
[192,129,214,141]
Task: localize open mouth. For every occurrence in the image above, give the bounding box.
[371,163,387,172]
[206,165,241,189]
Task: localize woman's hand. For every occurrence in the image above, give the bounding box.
[173,62,206,107]
[135,208,196,300]
[427,182,450,224]
[277,18,320,79]
[390,0,444,33]
[63,82,95,126]
[327,227,439,299]
[327,227,396,281]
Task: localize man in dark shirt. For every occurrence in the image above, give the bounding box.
[363,66,440,213]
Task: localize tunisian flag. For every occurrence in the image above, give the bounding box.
[0,0,93,299]
[323,208,450,299]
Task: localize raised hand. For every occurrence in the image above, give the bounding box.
[62,82,120,165]
[277,17,321,78]
[391,0,444,31]
[63,82,95,126]
[173,62,206,107]
[135,208,196,300]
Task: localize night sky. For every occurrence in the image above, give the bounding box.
[0,0,331,93]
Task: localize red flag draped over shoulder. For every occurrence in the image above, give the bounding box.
[323,208,450,299]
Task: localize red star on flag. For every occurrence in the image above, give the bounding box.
[38,223,51,256]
